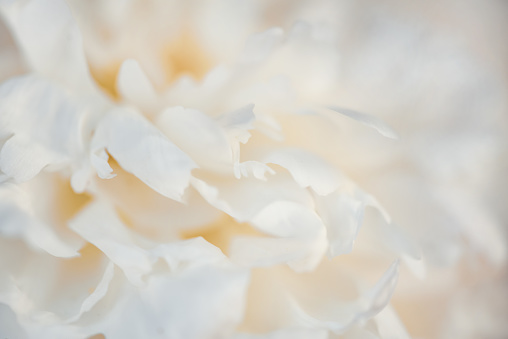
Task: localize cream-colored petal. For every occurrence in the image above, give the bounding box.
[233,328,328,339]
[0,76,93,183]
[92,107,197,201]
[0,0,95,93]
[156,106,232,173]
[326,106,399,140]
[117,59,159,114]
[82,262,250,339]
[263,148,343,195]
[69,200,154,286]
[0,182,83,258]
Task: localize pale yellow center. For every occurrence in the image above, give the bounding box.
[89,31,213,99]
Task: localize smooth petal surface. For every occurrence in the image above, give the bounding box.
[156,106,232,172]
[263,148,343,195]
[374,305,411,339]
[314,191,366,257]
[69,200,154,285]
[0,303,27,339]
[234,328,328,339]
[0,182,82,257]
[250,201,324,238]
[326,106,399,139]
[0,239,112,333]
[0,0,95,92]
[289,260,400,334]
[0,75,90,182]
[117,59,159,114]
[0,135,59,183]
[94,162,222,240]
[67,261,115,323]
[192,171,314,222]
[93,266,249,339]
[239,27,285,65]
[92,107,197,201]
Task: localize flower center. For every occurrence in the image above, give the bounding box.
[162,31,214,84]
[89,31,214,99]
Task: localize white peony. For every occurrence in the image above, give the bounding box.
[0,0,507,338]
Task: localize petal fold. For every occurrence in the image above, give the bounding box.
[92,107,196,201]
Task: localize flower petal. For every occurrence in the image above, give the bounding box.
[373,305,411,339]
[67,261,115,323]
[0,238,112,333]
[263,148,343,195]
[85,265,250,339]
[314,191,365,257]
[95,163,221,240]
[117,59,159,114]
[230,232,327,272]
[233,328,328,339]
[327,106,399,140]
[217,103,256,144]
[192,171,313,222]
[156,106,232,172]
[0,182,82,258]
[0,0,95,92]
[92,107,197,201]
[289,260,400,334]
[0,135,60,183]
[151,237,227,272]
[0,75,91,183]
[69,200,154,286]
[250,201,324,238]
[0,303,27,339]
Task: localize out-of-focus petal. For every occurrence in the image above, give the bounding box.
[117,59,159,114]
[373,305,411,339]
[0,0,95,92]
[0,303,27,339]
[288,260,399,334]
[238,27,284,64]
[342,327,380,339]
[434,187,506,266]
[314,191,365,257]
[327,106,399,140]
[233,328,328,339]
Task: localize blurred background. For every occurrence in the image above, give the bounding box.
[298,1,508,338]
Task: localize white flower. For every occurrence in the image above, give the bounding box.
[0,0,507,338]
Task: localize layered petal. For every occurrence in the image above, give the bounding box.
[92,107,197,201]
[0,75,97,183]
